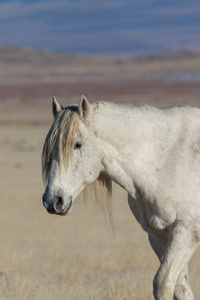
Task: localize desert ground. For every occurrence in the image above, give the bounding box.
[0,45,200,299]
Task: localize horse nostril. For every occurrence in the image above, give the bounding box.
[56,196,64,210]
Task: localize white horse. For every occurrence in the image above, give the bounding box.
[42,95,200,300]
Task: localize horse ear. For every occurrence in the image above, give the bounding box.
[52,96,62,118]
[78,95,90,118]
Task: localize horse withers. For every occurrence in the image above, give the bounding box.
[42,95,200,300]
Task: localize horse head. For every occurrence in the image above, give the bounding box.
[42,96,103,215]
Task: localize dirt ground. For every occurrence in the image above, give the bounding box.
[0,46,200,299]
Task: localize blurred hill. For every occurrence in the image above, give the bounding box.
[0,45,200,124]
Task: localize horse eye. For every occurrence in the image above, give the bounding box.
[74,142,82,149]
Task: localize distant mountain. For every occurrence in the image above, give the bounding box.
[0,0,200,55]
[1,44,200,82]
[1,45,200,111]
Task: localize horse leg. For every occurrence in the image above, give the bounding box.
[148,233,168,263]
[148,234,194,299]
[151,223,199,300]
[174,266,194,300]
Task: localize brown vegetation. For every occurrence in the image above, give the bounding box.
[0,46,200,299]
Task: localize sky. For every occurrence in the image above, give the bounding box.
[0,0,200,55]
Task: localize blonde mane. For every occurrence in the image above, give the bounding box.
[42,106,80,182]
[42,104,112,221]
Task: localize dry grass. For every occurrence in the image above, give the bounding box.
[0,123,200,300]
[0,47,200,299]
[0,124,156,300]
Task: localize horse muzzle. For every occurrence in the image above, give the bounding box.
[42,194,73,216]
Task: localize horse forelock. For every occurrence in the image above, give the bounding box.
[42,106,81,183]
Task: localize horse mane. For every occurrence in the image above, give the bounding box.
[42,103,113,222]
[83,172,113,226]
[42,106,81,183]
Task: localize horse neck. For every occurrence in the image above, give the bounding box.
[92,104,155,195]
